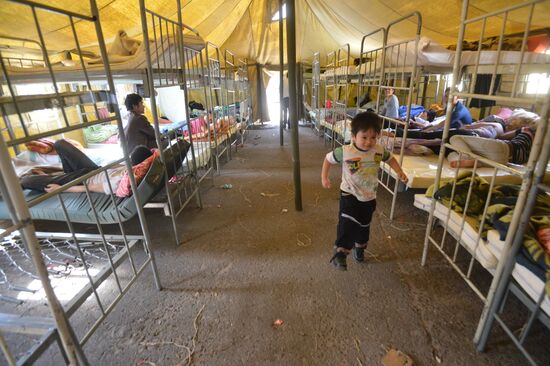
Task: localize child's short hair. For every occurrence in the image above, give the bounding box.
[124,93,142,112]
[351,111,381,135]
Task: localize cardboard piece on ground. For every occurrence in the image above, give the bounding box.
[381,348,414,366]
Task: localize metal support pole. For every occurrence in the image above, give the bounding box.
[296,62,303,124]
[255,64,263,124]
[285,0,302,211]
[279,0,284,146]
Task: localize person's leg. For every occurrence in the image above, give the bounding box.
[19,169,92,192]
[395,128,476,139]
[449,135,509,165]
[54,140,99,173]
[283,97,290,129]
[331,194,356,270]
[20,175,56,192]
[352,200,377,262]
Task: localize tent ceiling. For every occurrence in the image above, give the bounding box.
[0,0,549,66]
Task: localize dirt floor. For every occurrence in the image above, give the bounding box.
[73,124,549,365]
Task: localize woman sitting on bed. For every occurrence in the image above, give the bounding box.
[20,139,153,194]
[381,88,399,120]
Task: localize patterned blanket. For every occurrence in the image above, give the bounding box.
[427,172,550,297]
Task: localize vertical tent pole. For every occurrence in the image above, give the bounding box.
[279,0,284,146]
[256,64,263,124]
[286,0,302,211]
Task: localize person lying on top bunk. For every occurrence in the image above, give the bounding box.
[416,87,473,132]
[20,139,154,195]
[124,93,158,152]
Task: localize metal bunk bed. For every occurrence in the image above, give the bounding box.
[377,12,422,221]
[356,28,386,116]
[476,111,549,365]
[419,0,550,363]
[205,42,230,172]
[181,29,215,185]
[138,0,202,245]
[321,45,351,149]
[0,0,161,364]
[311,52,322,134]
[237,58,251,139]
[223,49,240,155]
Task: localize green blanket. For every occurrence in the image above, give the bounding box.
[427,172,550,297]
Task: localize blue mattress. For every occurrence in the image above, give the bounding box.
[160,120,187,134]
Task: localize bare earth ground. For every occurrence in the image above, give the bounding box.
[76,124,548,365]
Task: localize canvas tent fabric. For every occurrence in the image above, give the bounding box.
[1,0,549,67]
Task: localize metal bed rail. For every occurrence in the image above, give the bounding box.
[322,51,336,147]
[0,0,162,364]
[378,12,422,221]
[237,58,251,135]
[311,52,321,134]
[224,49,239,155]
[205,42,229,171]
[323,46,350,149]
[357,28,386,115]
[182,36,215,184]
[140,0,202,245]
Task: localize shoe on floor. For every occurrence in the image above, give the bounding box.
[352,246,365,262]
[329,251,347,271]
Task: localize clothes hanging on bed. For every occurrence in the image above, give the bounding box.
[469,74,501,108]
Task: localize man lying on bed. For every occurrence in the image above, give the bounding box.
[412,87,473,132]
[20,139,156,196]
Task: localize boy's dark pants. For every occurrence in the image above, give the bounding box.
[335,193,376,251]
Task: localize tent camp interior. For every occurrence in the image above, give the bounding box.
[0,0,549,365]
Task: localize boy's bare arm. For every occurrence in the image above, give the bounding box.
[387,157,408,184]
[321,158,332,189]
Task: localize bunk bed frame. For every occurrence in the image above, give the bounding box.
[321,45,351,149]
[223,49,240,156]
[138,0,202,245]
[205,42,230,172]
[419,0,550,364]
[237,58,251,139]
[181,30,215,185]
[311,52,322,134]
[0,0,162,364]
[354,27,386,126]
[377,13,422,221]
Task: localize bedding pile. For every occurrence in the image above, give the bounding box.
[426,171,550,297]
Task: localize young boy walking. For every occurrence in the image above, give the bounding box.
[321,111,408,270]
